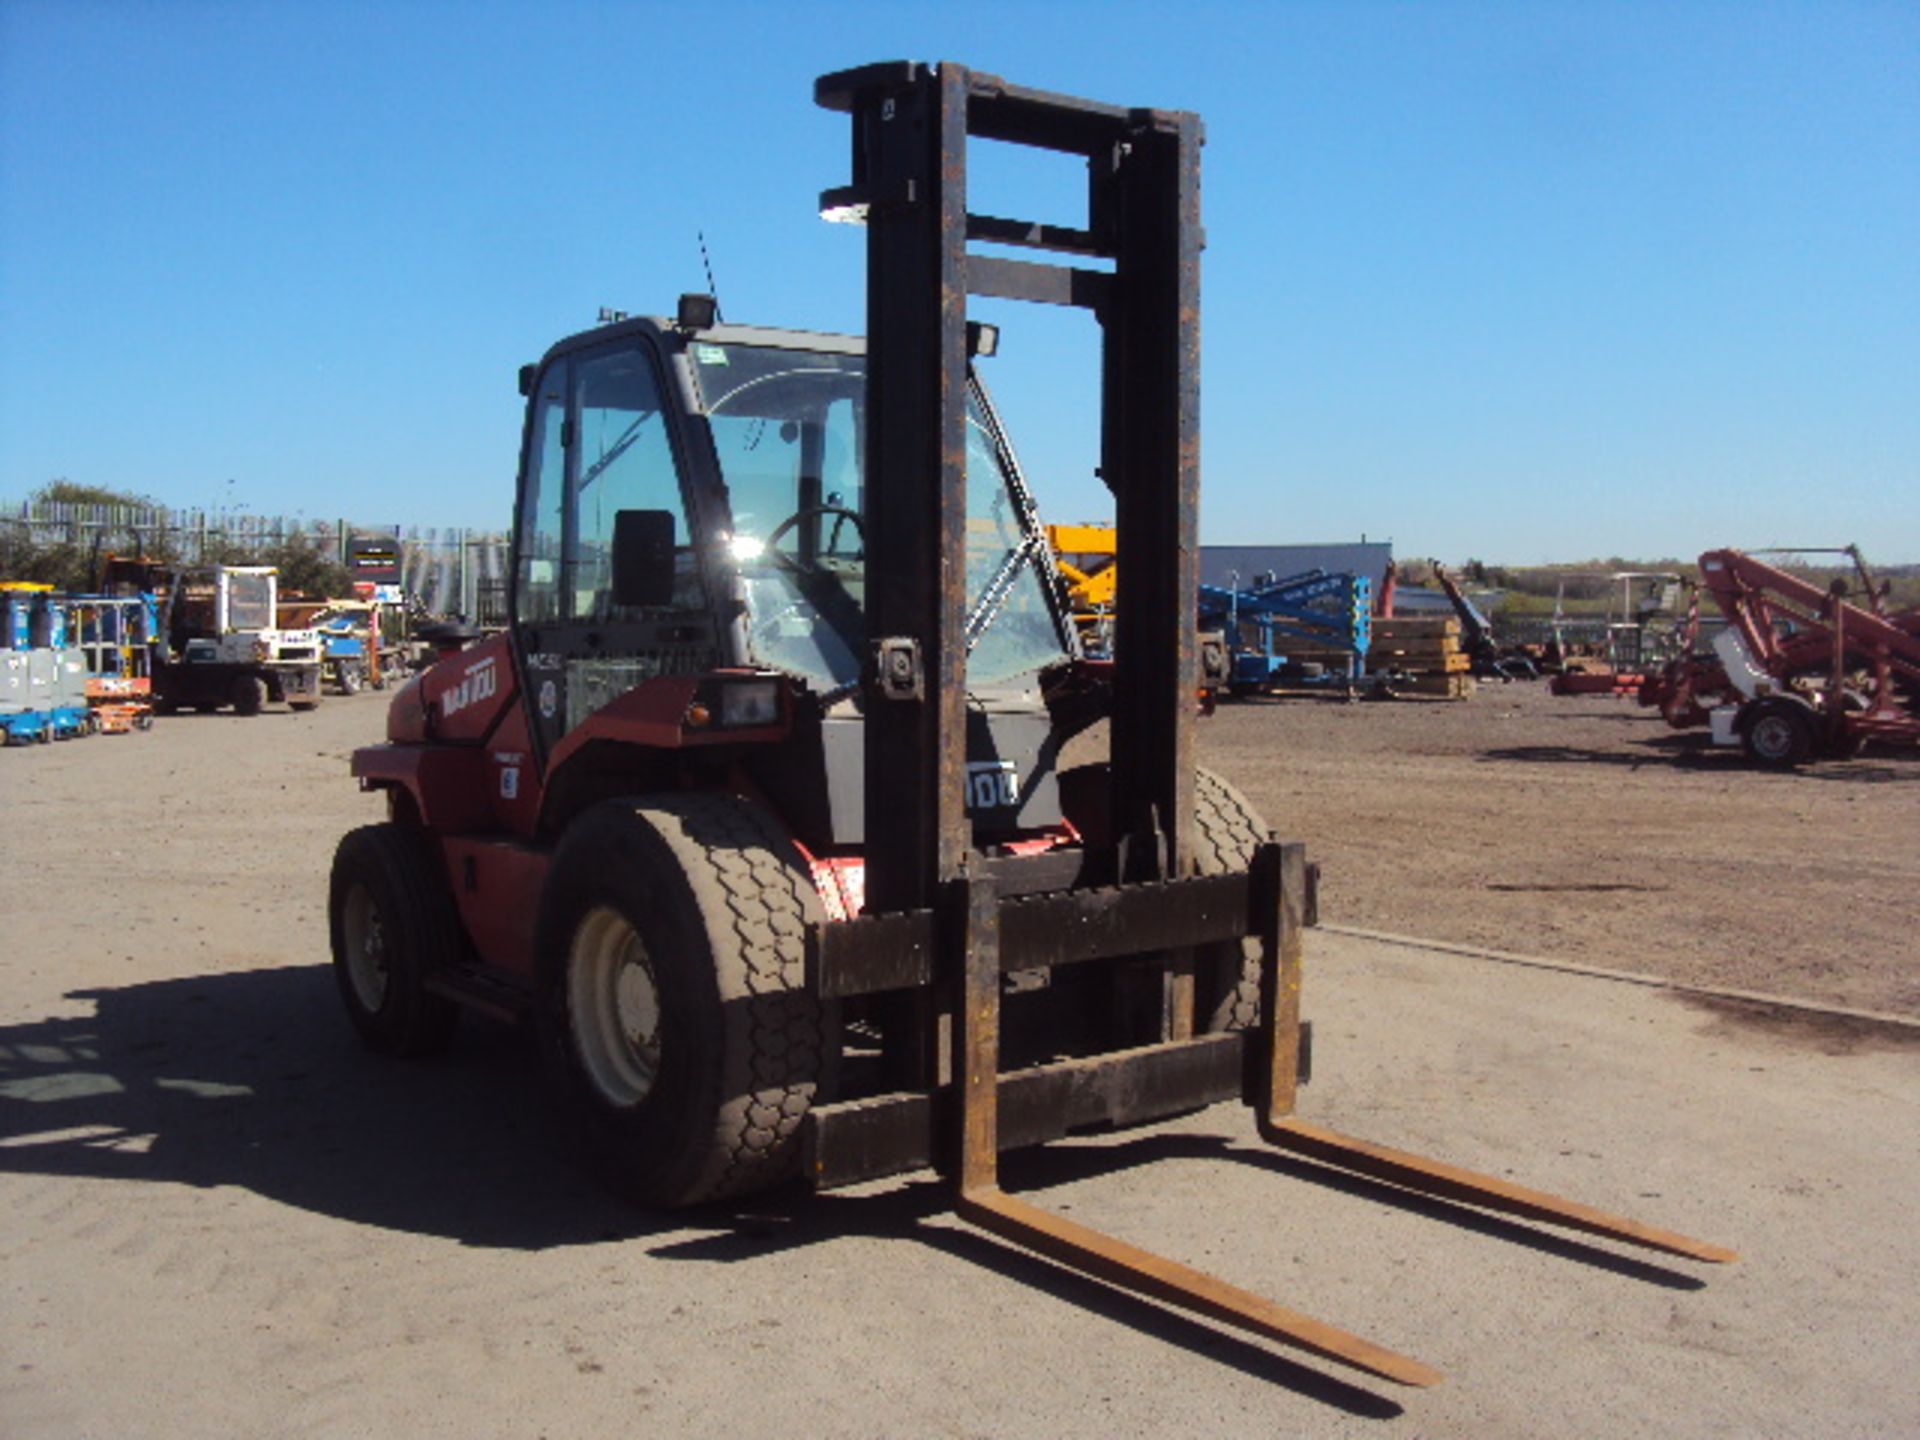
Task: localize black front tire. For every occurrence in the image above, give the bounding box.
[1190,766,1273,1031]
[535,793,837,1209]
[1056,763,1274,1034]
[1740,695,1816,768]
[231,673,267,715]
[328,824,462,1056]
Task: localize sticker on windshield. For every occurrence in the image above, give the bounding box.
[965,761,1019,812]
[694,344,729,365]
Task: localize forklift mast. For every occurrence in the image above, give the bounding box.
[805,63,1731,1388]
[819,61,1202,916]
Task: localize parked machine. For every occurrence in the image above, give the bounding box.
[1199,569,1372,694]
[279,597,405,694]
[328,61,1733,1387]
[67,593,158,732]
[1431,561,1537,679]
[1642,546,1919,766]
[1046,522,1118,656]
[153,564,324,715]
[1545,571,1692,695]
[0,585,94,743]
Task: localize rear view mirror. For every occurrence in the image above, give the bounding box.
[612,509,677,609]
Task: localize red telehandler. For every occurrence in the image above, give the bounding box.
[329,60,1733,1388]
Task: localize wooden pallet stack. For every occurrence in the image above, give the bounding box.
[1367,615,1473,698]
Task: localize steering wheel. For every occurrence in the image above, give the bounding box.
[762,504,865,567]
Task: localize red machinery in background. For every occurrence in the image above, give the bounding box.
[1642,546,1920,766]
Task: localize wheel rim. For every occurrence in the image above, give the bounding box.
[339,881,390,1011]
[1750,713,1795,761]
[568,905,663,1108]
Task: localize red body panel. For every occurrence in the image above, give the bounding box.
[419,634,517,744]
[352,656,804,980]
[354,742,495,833]
[483,704,542,840]
[441,837,549,977]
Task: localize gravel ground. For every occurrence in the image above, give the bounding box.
[1,687,1915,1438]
[1196,683,1920,1017]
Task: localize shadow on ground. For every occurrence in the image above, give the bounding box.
[1677,993,1920,1055]
[1482,736,1920,782]
[0,965,656,1249]
[3,962,1737,1413]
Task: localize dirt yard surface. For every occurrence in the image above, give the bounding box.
[2,689,1916,1438]
[1198,684,1920,1017]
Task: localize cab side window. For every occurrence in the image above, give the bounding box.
[570,347,703,619]
[514,342,703,628]
[515,368,566,624]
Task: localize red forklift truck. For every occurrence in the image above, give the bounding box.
[329,61,1733,1388]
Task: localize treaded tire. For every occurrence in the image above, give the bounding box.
[1057,762,1273,1034]
[328,824,462,1057]
[1191,766,1272,1031]
[1740,695,1816,769]
[231,673,267,715]
[536,793,838,1209]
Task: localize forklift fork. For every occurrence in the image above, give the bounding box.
[947,844,1732,1388]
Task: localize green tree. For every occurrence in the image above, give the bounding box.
[262,532,355,598]
[35,479,167,510]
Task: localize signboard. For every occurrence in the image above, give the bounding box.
[347,535,401,582]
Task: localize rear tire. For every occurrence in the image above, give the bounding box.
[328,824,462,1056]
[536,792,837,1208]
[1740,695,1816,768]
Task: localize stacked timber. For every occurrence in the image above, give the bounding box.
[1367,616,1473,699]
[1259,631,1362,674]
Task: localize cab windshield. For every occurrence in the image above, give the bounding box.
[226,572,274,632]
[691,341,1070,696]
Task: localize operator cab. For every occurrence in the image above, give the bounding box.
[510,307,1079,844]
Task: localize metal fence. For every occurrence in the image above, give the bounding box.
[3,500,509,619]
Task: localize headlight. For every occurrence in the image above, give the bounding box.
[719,680,779,727]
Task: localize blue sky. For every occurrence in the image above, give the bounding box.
[2,0,1914,562]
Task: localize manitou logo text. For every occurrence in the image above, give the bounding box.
[441,656,497,719]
